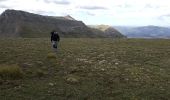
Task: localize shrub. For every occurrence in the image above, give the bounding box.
[47,53,56,59]
[0,64,24,79]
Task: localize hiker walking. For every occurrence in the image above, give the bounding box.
[51,30,60,52]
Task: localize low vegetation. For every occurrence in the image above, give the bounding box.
[47,53,57,59]
[0,64,23,79]
[0,38,169,100]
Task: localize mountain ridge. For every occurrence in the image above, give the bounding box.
[0,9,125,38]
[114,25,170,38]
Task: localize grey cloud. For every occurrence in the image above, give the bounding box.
[114,4,132,8]
[0,0,8,2]
[31,10,56,15]
[0,4,9,8]
[86,12,95,16]
[77,10,96,16]
[144,4,153,8]
[144,4,162,9]
[162,14,170,17]
[41,0,70,5]
[78,6,107,10]
[0,0,10,8]
[158,14,170,21]
[159,14,170,18]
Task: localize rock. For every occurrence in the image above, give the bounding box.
[20,63,33,67]
[35,61,43,66]
[115,62,119,65]
[65,75,79,84]
[48,83,54,86]
[101,68,105,71]
[98,60,106,65]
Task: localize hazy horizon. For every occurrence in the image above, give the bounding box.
[0,0,170,26]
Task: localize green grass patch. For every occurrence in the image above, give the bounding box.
[0,38,169,100]
[47,53,57,59]
[0,64,24,79]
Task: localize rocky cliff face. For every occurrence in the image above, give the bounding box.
[0,9,125,38]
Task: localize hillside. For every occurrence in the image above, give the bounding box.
[89,25,126,38]
[0,38,169,99]
[114,25,170,38]
[0,9,125,38]
[0,9,92,37]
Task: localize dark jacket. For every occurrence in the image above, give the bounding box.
[51,31,60,42]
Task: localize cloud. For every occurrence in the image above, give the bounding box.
[78,6,107,10]
[0,4,9,8]
[30,10,56,15]
[0,0,8,2]
[158,14,170,20]
[76,11,96,16]
[0,0,170,26]
[157,14,170,24]
[86,12,95,16]
[144,4,153,8]
[41,0,70,5]
[0,0,10,10]
[162,14,170,17]
[114,4,133,8]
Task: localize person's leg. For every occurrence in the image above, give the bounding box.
[52,41,58,53]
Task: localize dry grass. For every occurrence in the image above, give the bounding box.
[0,64,24,79]
[0,38,169,100]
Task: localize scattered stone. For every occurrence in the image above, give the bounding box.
[98,54,105,57]
[35,61,43,66]
[69,67,79,74]
[125,78,129,81]
[76,58,87,62]
[48,83,54,86]
[99,60,106,65]
[76,58,92,64]
[65,75,79,84]
[20,63,33,67]
[115,62,119,65]
[101,68,105,71]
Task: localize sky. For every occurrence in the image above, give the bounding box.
[0,0,170,26]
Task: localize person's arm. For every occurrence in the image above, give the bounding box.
[51,35,53,42]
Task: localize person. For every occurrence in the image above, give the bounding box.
[51,30,60,52]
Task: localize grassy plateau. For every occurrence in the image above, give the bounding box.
[0,38,169,100]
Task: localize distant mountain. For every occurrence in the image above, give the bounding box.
[89,25,126,38]
[114,25,170,38]
[0,9,124,38]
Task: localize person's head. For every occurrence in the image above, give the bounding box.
[51,30,55,35]
[54,31,58,34]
